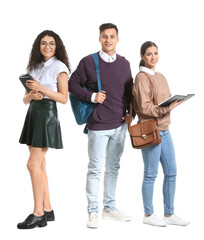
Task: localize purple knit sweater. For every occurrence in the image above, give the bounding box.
[69,52,133,131]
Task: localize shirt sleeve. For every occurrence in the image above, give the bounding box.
[91,93,97,103]
[56,62,69,76]
[132,74,170,118]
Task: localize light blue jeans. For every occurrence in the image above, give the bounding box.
[86,123,128,213]
[141,130,177,216]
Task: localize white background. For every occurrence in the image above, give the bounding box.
[0,0,203,239]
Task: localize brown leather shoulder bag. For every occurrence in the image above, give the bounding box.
[128,72,161,149]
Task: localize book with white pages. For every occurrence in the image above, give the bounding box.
[158,94,195,107]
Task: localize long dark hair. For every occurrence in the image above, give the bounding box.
[139,41,158,67]
[27,30,71,73]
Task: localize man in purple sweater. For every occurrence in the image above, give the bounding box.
[69,23,133,228]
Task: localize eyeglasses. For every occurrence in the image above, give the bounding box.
[41,41,56,48]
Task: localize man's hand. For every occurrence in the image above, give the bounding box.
[122,115,130,124]
[95,90,106,104]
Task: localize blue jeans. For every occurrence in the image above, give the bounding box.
[141,130,177,216]
[86,123,128,213]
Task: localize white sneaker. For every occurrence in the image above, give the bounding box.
[102,209,132,221]
[163,214,190,226]
[87,212,99,228]
[143,214,166,227]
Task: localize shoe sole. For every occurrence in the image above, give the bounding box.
[17,221,47,229]
[102,216,132,222]
[143,222,166,227]
[86,224,99,229]
[45,217,55,221]
[87,226,99,229]
[164,222,190,226]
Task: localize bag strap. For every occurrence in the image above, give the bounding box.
[128,71,159,129]
[128,99,133,129]
[140,71,158,105]
[90,53,102,92]
[83,53,102,134]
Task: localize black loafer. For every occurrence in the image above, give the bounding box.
[44,210,55,221]
[17,214,47,229]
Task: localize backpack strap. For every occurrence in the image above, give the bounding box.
[83,53,102,134]
[90,53,102,92]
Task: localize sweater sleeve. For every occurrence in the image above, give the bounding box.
[68,58,93,102]
[132,74,170,118]
[125,67,133,113]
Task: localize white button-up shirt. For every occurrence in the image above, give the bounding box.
[30,56,68,98]
[99,49,117,62]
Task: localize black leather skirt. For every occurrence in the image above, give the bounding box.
[19,99,63,149]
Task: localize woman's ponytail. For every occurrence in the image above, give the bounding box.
[139,59,145,67]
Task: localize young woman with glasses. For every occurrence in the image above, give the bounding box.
[17,30,71,229]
